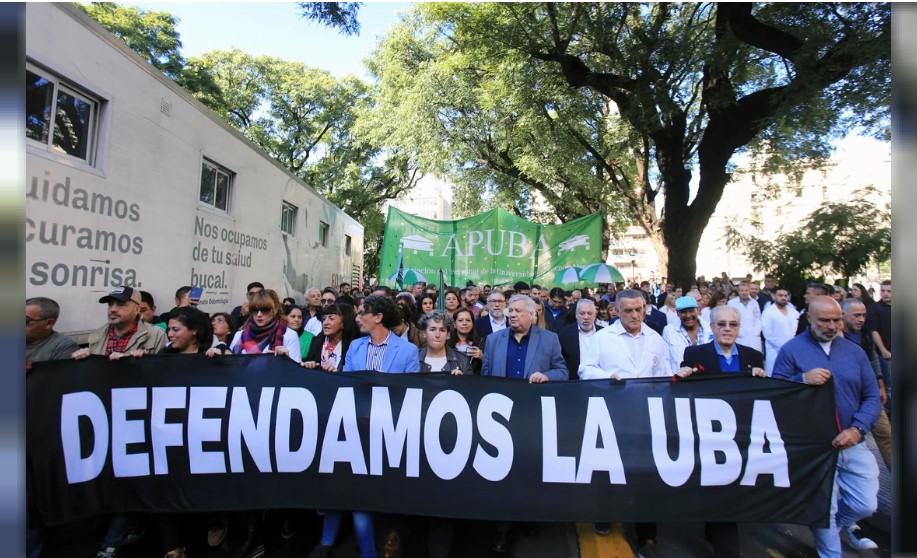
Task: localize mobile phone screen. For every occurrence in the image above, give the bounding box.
[189,286,204,300]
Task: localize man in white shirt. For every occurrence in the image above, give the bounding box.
[662,296,713,372]
[761,286,799,373]
[727,281,763,352]
[580,289,672,380]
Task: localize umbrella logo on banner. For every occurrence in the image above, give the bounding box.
[578,263,625,284]
[553,266,582,285]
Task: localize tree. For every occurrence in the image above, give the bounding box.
[187,50,421,276]
[369,3,890,287]
[365,8,634,256]
[297,2,363,36]
[78,3,223,108]
[82,1,417,278]
[725,187,890,292]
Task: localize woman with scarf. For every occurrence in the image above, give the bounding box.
[226,289,301,362]
[302,303,357,371]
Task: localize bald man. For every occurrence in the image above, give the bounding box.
[772,296,881,554]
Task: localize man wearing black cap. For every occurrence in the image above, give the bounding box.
[72,286,166,360]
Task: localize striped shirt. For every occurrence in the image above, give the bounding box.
[365,332,391,371]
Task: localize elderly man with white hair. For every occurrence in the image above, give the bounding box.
[481,294,568,383]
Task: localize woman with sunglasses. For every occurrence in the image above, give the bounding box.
[223,289,301,362]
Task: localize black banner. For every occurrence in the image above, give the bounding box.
[27,355,838,527]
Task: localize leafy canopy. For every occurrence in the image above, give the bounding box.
[367,2,890,285]
[297,2,363,36]
[725,187,890,288]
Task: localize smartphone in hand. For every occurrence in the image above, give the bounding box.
[189,286,204,305]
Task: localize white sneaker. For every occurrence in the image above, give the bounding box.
[841,524,878,550]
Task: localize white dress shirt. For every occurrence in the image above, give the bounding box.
[579,321,672,380]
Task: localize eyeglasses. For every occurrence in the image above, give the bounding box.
[714,321,739,329]
[251,308,274,315]
[26,316,51,325]
[487,299,505,304]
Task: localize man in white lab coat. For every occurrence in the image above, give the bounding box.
[727,280,763,352]
[761,286,799,373]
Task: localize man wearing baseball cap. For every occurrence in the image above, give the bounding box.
[661,295,713,372]
[72,286,166,360]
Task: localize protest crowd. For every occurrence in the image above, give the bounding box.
[25,271,892,558]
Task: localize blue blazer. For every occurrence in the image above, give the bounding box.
[343,332,421,373]
[481,325,568,381]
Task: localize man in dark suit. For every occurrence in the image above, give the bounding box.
[544,287,571,332]
[655,281,673,308]
[558,299,603,380]
[679,305,766,376]
[675,304,765,558]
[474,289,508,341]
[642,291,667,335]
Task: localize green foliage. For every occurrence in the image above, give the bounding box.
[78,2,184,77]
[81,1,415,278]
[725,187,890,288]
[365,4,634,248]
[297,2,363,36]
[367,3,890,286]
[79,3,224,111]
[187,50,419,277]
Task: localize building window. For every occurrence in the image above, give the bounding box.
[319,221,330,247]
[344,234,352,256]
[26,65,100,165]
[199,159,233,212]
[281,202,297,235]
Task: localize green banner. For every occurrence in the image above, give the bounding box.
[379,207,604,288]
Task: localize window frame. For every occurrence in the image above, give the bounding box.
[319,221,330,248]
[199,158,234,214]
[26,62,101,167]
[344,234,352,256]
[281,202,297,235]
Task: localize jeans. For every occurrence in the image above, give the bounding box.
[879,358,891,400]
[321,511,377,558]
[812,442,879,557]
